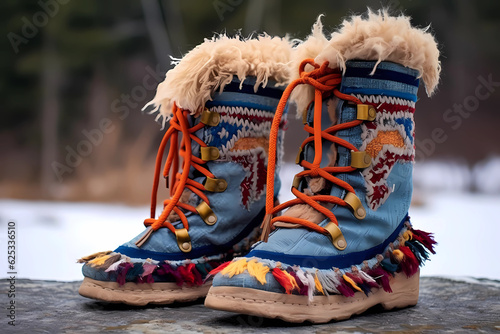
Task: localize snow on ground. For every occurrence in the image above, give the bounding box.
[413,156,500,193]
[472,156,500,193]
[0,161,499,282]
[409,191,499,280]
[0,201,146,282]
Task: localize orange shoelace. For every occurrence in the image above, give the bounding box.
[136,104,214,247]
[261,59,363,241]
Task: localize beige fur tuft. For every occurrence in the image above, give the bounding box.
[144,34,293,126]
[290,10,441,117]
[289,16,330,117]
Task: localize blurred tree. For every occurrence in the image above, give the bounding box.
[1,0,499,201]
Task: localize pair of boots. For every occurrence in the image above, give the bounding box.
[79,11,439,323]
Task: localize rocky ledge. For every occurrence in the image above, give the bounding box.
[1,277,499,333]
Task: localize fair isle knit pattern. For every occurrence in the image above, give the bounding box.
[206,105,273,157]
[357,94,415,210]
[205,105,285,209]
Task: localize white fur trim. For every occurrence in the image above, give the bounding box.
[143,34,292,125]
[291,11,441,116]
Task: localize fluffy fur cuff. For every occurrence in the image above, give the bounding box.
[144,34,292,125]
[291,10,441,116]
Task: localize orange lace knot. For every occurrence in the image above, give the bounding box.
[309,167,321,177]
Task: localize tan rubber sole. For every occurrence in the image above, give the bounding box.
[205,271,419,323]
[79,277,211,306]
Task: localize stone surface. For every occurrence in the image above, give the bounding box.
[1,277,499,333]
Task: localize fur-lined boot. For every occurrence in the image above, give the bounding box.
[78,34,292,305]
[205,11,440,323]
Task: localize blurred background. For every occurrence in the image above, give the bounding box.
[0,0,499,281]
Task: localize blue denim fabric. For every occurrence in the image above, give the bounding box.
[213,60,419,292]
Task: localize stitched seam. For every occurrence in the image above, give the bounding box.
[207,292,373,307]
[86,282,208,294]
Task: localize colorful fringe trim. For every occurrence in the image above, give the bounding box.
[215,223,436,301]
[78,252,230,286]
[78,226,263,286]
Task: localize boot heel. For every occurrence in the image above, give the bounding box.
[380,271,420,310]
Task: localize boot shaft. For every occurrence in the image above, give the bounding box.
[80,34,295,296]
[207,13,440,320]
[117,78,288,261]
[251,11,440,268]
[253,61,420,268]
[187,77,287,210]
[120,33,293,258]
[299,59,419,225]
[340,60,419,212]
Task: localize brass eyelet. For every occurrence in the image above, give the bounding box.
[351,151,372,169]
[175,228,192,253]
[357,104,377,121]
[196,201,217,225]
[324,222,347,250]
[302,109,308,125]
[200,108,221,126]
[344,192,366,220]
[204,177,227,192]
[200,146,220,161]
[295,147,303,165]
[292,175,302,189]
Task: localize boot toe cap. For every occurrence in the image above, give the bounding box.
[212,271,285,293]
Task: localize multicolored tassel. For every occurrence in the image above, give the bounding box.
[220,258,248,277]
[316,270,341,295]
[295,267,316,302]
[207,261,231,279]
[206,225,437,298]
[364,266,392,293]
[287,267,307,295]
[356,268,379,289]
[314,271,325,295]
[406,239,430,263]
[116,262,134,286]
[343,272,364,293]
[77,250,112,263]
[398,245,420,277]
[271,267,295,294]
[336,276,356,297]
[411,228,437,254]
[105,258,127,272]
[157,263,184,286]
[247,259,269,285]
